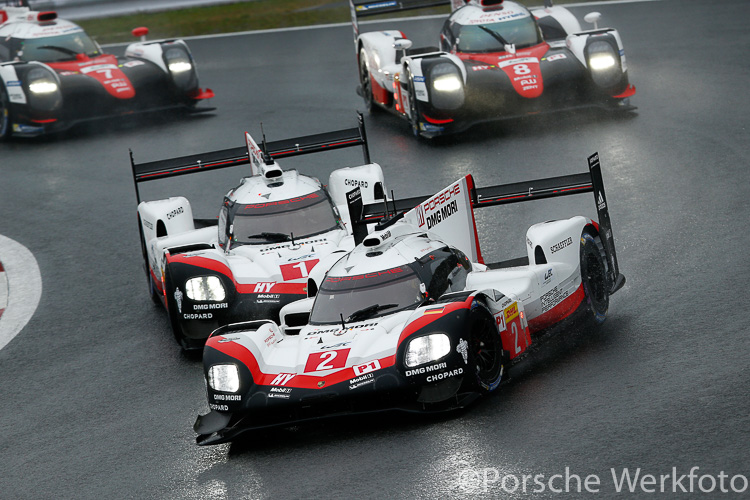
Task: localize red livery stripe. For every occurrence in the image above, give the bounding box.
[208,338,396,389]
[528,284,585,333]
[165,255,306,295]
[397,299,472,347]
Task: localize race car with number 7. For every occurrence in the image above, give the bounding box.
[194,152,625,445]
[0,0,213,139]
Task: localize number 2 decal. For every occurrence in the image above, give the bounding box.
[304,348,350,372]
[511,322,522,354]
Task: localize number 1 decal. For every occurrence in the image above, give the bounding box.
[280,259,320,281]
[304,348,350,372]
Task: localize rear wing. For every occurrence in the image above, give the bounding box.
[352,152,624,294]
[349,0,453,47]
[130,113,371,203]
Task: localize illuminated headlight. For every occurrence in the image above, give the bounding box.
[589,54,616,70]
[405,333,451,368]
[433,75,462,92]
[207,364,240,393]
[185,276,226,301]
[29,81,58,94]
[429,62,464,110]
[168,61,192,73]
[586,40,622,88]
[164,46,196,89]
[27,68,58,94]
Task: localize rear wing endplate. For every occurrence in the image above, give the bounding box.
[130,113,371,203]
[356,152,624,294]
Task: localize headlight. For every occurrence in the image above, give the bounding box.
[405,333,451,368]
[433,74,461,92]
[168,61,192,73]
[163,45,196,90]
[185,276,226,301]
[207,364,240,393]
[428,62,464,110]
[589,54,616,70]
[586,39,622,88]
[27,68,58,94]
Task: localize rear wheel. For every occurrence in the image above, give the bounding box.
[580,231,609,324]
[466,301,506,392]
[138,221,161,305]
[359,48,375,113]
[0,85,13,140]
[148,272,162,305]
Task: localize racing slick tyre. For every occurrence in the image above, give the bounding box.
[404,67,421,138]
[580,231,609,324]
[148,273,162,306]
[0,84,13,140]
[466,301,506,393]
[358,48,376,113]
[138,222,161,305]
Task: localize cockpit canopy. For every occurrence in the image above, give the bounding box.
[218,189,341,247]
[0,24,101,63]
[441,4,543,54]
[309,244,472,325]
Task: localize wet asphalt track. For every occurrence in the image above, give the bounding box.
[0,0,748,497]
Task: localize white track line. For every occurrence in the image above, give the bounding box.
[0,235,42,351]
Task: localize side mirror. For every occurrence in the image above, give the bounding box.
[583,12,601,30]
[280,297,315,336]
[393,39,413,51]
[132,27,149,42]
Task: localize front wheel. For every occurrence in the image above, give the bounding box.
[0,85,13,140]
[466,301,506,393]
[359,48,376,113]
[580,231,609,324]
[404,67,421,137]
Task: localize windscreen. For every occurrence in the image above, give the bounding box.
[309,265,424,325]
[230,190,340,245]
[456,16,541,52]
[17,32,101,62]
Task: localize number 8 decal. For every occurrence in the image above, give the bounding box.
[514,64,531,75]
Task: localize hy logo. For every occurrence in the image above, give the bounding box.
[254,282,274,293]
[270,373,295,386]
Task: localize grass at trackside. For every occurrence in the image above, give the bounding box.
[78,0,613,45]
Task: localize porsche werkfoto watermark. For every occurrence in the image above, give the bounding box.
[457,463,748,494]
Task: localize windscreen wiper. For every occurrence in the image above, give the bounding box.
[346,303,398,322]
[244,232,290,243]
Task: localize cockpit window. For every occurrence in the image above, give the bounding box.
[229,190,340,246]
[15,31,101,62]
[456,16,541,52]
[417,247,470,299]
[310,265,424,325]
